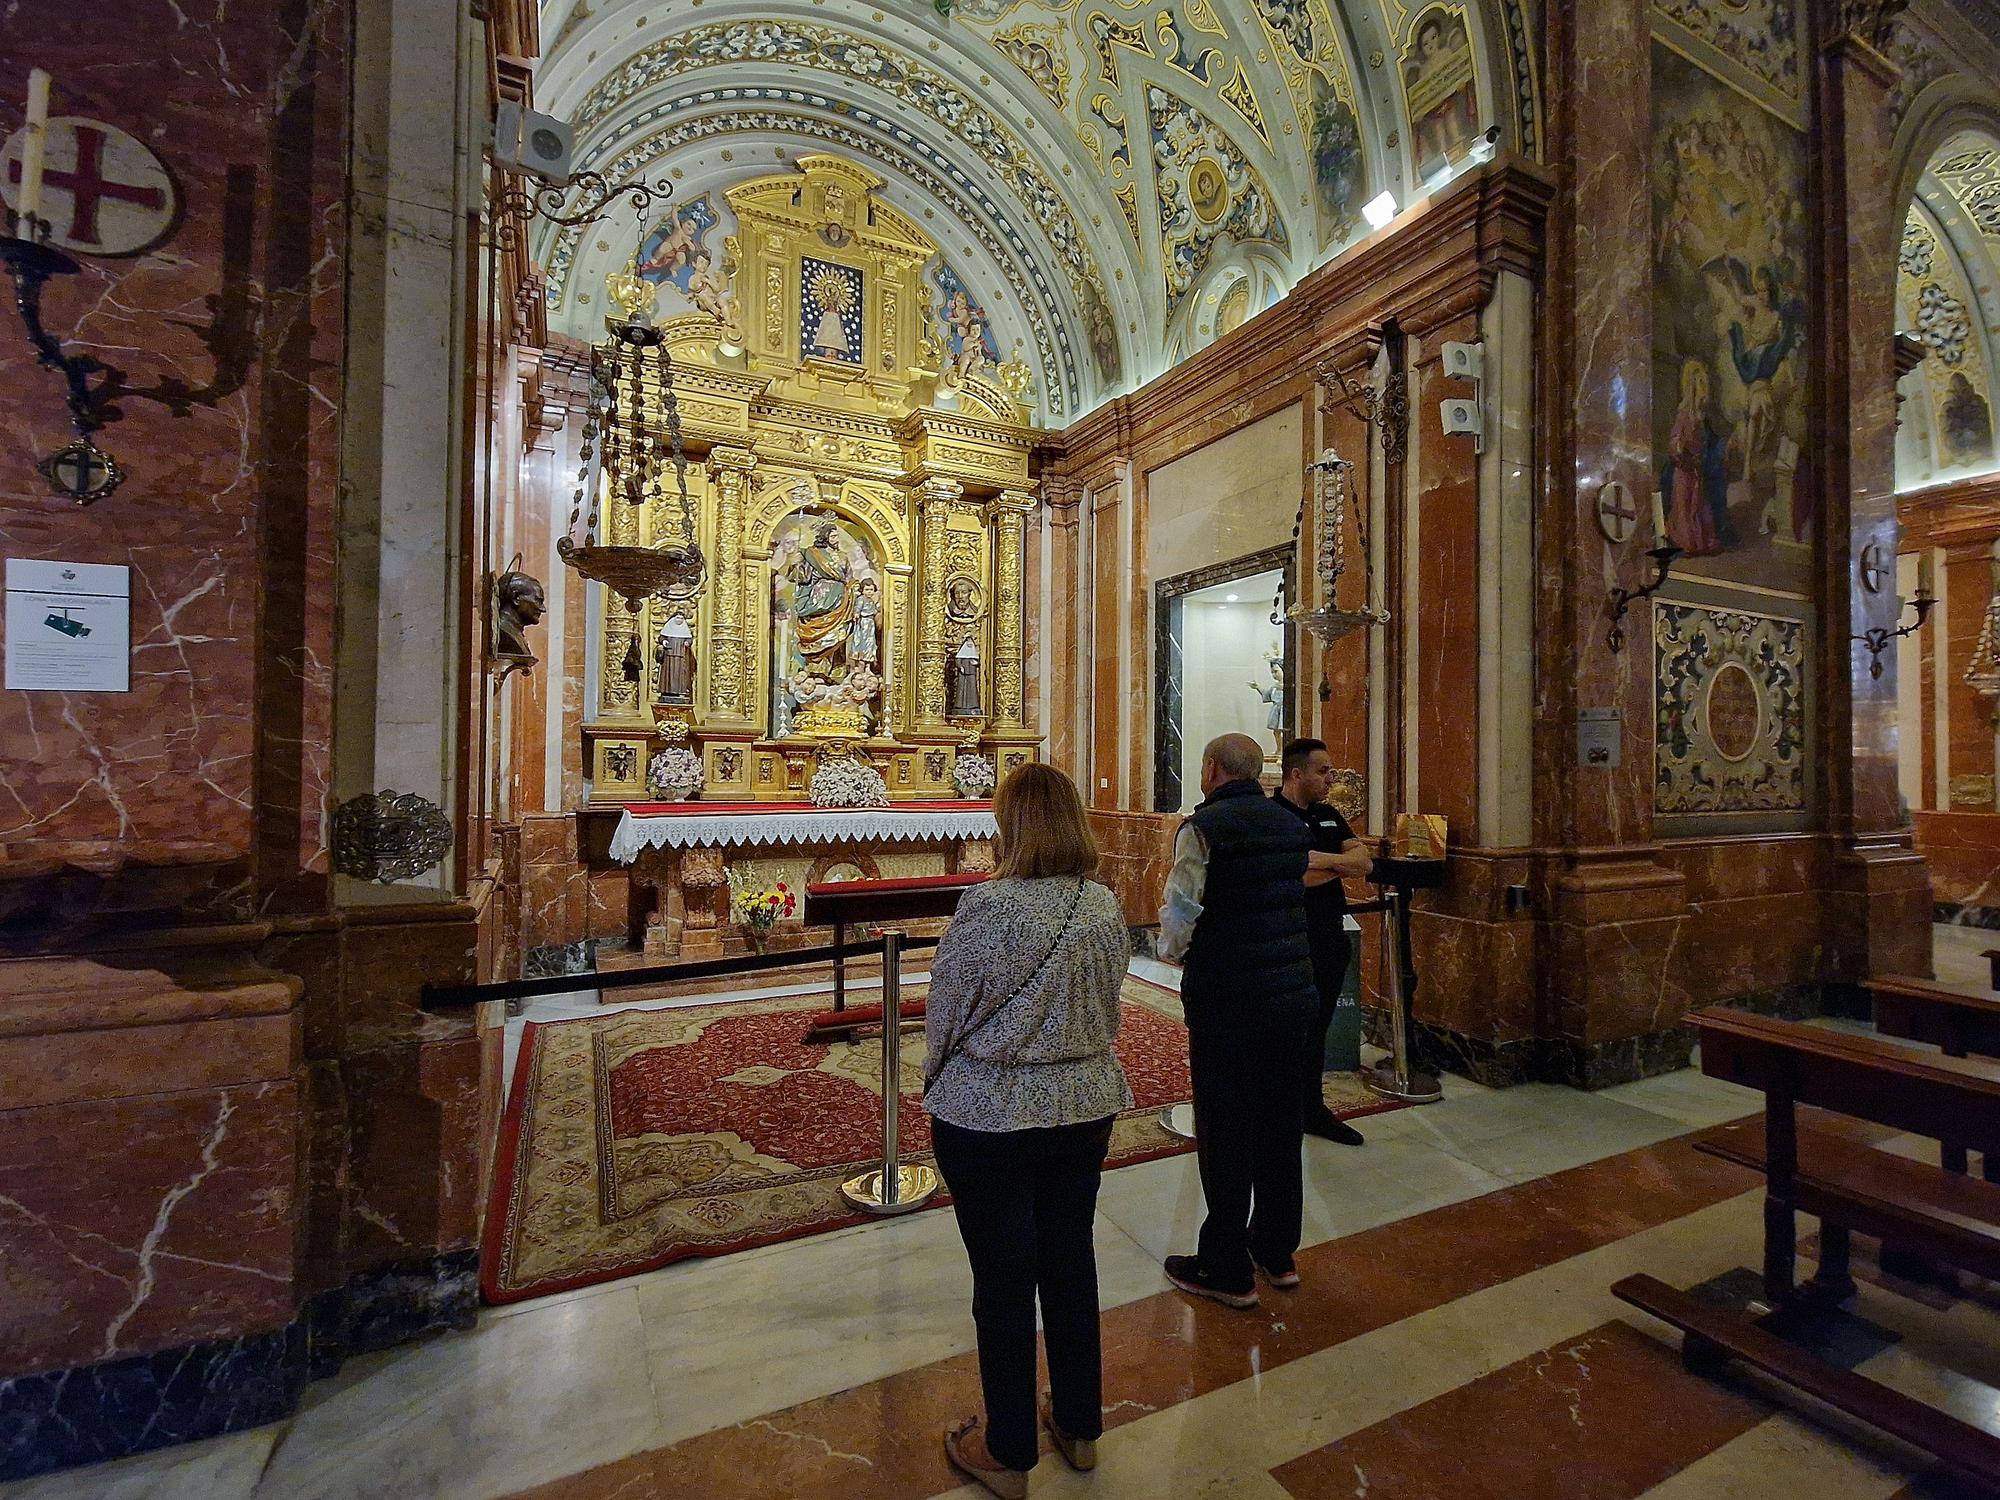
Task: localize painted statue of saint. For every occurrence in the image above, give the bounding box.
[847,577,880,666]
[790,520,857,675]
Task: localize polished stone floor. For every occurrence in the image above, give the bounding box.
[8,927,1995,1500]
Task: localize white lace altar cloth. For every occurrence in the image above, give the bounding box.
[608,804,998,864]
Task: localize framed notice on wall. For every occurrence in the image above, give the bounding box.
[4,559,130,692]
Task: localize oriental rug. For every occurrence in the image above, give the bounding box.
[482,976,1404,1302]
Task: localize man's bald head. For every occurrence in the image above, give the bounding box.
[1201,733,1265,793]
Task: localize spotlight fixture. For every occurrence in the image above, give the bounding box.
[1363,192,1398,229]
[1469,126,1501,164]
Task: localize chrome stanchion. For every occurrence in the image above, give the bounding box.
[1363,889,1442,1104]
[839,931,940,1214]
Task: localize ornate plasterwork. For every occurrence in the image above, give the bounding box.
[544,99,1079,416]
[1147,86,1286,319]
[1655,600,1808,818]
[1935,147,2000,241]
[566,19,1121,383]
[1898,201,1996,481]
[1651,0,1801,105]
[993,23,1073,109]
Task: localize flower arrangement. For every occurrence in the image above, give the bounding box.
[808,757,890,809]
[647,746,703,799]
[731,880,796,946]
[953,752,997,799]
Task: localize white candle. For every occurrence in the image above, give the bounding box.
[1918,550,1936,601]
[18,68,49,229]
[1650,488,1669,547]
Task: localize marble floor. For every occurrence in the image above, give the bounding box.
[9,930,1998,1500]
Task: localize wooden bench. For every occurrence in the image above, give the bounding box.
[1870,974,2000,1179]
[1612,1008,2000,1487]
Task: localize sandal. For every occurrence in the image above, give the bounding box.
[944,1416,1030,1499]
[1041,1396,1098,1472]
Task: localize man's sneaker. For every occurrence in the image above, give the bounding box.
[1254,1257,1302,1290]
[1164,1254,1259,1309]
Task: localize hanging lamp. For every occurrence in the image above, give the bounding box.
[1968,579,2000,707]
[1281,448,1391,644]
[557,260,706,610]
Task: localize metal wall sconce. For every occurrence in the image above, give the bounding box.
[1854,591,1936,680]
[1,224,124,504]
[1605,542,1685,653]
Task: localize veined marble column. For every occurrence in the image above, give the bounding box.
[914,477,962,726]
[1043,475,1085,778]
[707,446,756,722]
[991,489,1036,730]
[1820,14,1933,981]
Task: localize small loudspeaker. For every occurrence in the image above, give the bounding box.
[491,102,574,187]
[1440,398,1481,437]
[1440,340,1484,382]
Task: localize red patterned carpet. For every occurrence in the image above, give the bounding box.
[483,976,1401,1302]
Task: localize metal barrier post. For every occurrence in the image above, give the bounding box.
[1364,890,1442,1103]
[839,931,940,1214]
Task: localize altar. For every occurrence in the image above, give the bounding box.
[538,154,1044,967]
[611,800,999,961]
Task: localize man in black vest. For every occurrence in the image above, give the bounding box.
[1156,732,1317,1308]
[1275,738,1375,1145]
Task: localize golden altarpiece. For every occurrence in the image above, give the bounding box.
[576,157,1044,957]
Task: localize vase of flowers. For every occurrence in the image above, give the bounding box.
[808,756,890,809]
[646,746,703,801]
[952,752,997,800]
[732,880,796,952]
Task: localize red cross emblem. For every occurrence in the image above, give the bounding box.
[4,117,175,256]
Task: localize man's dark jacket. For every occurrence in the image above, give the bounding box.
[1180,778,1316,1015]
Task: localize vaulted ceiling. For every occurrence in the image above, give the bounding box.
[533,0,1541,423]
[1898,130,2000,488]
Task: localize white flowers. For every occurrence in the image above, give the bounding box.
[647,747,703,794]
[809,757,890,809]
[953,753,997,797]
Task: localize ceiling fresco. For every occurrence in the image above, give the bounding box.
[1898,130,2000,491]
[534,0,1542,422]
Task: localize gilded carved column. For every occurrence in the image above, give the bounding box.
[708,446,756,720]
[1042,475,1084,777]
[600,489,646,724]
[991,489,1036,730]
[915,476,963,726]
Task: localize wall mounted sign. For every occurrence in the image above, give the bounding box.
[1578,707,1622,768]
[4,558,129,691]
[0,117,176,255]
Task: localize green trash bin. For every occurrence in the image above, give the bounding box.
[1322,914,1364,1071]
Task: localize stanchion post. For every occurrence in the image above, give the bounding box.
[1364,887,1442,1104]
[839,930,940,1214]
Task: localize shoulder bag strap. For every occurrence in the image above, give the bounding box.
[922,878,1088,1098]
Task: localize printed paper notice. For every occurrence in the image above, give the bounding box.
[5,559,130,692]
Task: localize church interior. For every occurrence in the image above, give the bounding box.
[8,0,2000,1495]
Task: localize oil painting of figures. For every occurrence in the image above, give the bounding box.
[1651,44,1813,594]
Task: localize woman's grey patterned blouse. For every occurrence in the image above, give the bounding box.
[923,875,1134,1133]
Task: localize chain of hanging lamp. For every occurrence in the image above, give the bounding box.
[557,264,705,610]
[1274,449,1392,645]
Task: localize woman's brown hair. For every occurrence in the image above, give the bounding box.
[991,762,1099,880]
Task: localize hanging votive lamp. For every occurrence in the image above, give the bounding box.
[556,259,707,610]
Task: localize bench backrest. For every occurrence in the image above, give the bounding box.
[1869,975,2000,1058]
[1693,1007,2000,1148]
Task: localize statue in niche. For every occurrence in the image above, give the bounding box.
[1248,654,1285,761]
[655,614,696,705]
[771,510,884,736]
[493,568,545,661]
[948,639,983,719]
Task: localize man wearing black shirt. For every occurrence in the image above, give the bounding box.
[1274,739,1375,1144]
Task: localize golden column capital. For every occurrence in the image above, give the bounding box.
[708,445,758,476]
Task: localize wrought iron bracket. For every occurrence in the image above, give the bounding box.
[1853,594,1935,680]
[1316,358,1410,466]
[1606,544,1685,653]
[491,170,677,253]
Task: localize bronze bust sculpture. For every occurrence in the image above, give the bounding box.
[495,569,546,661]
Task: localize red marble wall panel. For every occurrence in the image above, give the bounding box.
[1091,499,1121,809]
[1412,331,1482,839]
[1087,809,1173,929]
[0,0,345,914]
[1946,551,1995,798]
[0,1079,301,1376]
[1915,810,2000,911]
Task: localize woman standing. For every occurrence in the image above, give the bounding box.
[926,763,1133,1498]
